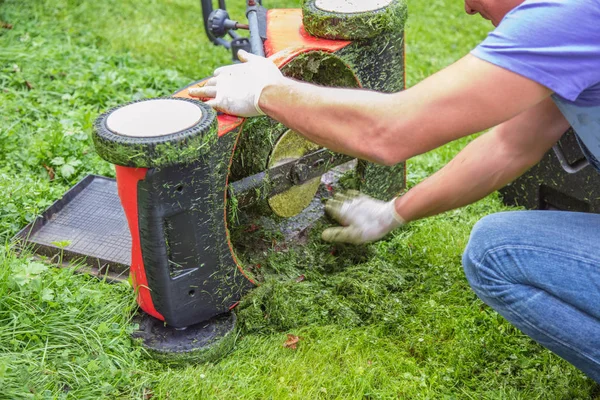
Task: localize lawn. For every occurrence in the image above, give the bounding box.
[0,0,598,398]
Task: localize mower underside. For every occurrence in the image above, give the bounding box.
[14,162,356,281]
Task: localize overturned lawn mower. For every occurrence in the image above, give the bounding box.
[16,0,408,364]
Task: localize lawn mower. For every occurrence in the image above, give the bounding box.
[16,0,408,363]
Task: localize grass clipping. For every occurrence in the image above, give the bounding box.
[302,0,408,40]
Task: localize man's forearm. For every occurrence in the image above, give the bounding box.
[394,98,569,222]
[259,78,402,165]
[394,129,534,221]
[259,55,552,166]
[262,76,543,221]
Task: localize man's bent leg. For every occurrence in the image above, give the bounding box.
[463,210,600,382]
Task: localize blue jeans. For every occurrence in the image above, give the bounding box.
[463,211,600,382]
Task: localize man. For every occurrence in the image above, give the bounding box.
[190,0,600,382]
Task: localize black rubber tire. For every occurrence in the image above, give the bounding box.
[302,0,408,40]
[93,97,218,168]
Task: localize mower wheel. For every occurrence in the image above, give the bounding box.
[93,98,218,168]
[302,0,408,40]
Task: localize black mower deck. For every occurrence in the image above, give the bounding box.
[13,175,131,281]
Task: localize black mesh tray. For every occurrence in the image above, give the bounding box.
[13,175,131,281]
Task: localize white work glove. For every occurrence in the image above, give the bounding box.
[188,50,284,118]
[322,190,405,245]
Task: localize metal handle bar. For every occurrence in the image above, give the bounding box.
[246,0,265,57]
[552,144,590,174]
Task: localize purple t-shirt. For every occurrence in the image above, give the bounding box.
[471,0,600,166]
[472,0,600,107]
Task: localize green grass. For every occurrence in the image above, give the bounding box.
[0,0,598,398]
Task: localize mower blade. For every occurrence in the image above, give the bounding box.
[228,149,352,207]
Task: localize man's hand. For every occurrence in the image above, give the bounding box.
[322,190,405,245]
[188,50,283,118]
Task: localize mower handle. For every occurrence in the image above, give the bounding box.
[246,0,265,57]
[201,0,239,49]
[200,0,265,57]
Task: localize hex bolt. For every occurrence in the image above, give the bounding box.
[291,163,310,184]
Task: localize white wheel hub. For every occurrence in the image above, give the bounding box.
[106,99,203,138]
[314,0,394,13]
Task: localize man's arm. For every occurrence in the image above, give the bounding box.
[396,97,569,221]
[191,51,552,165]
[320,98,569,244]
[259,54,552,165]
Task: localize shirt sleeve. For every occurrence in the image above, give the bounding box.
[471,0,600,102]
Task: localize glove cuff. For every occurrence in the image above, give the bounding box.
[388,198,405,227]
[253,94,266,116]
[254,77,288,116]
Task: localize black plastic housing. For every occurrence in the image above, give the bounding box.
[136,142,252,328]
[501,129,600,213]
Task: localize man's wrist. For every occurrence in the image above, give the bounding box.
[392,196,408,225]
[257,77,296,116]
[253,92,266,115]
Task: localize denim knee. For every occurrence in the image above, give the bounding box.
[462,212,516,296]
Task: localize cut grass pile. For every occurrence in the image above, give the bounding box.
[0,0,598,398]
